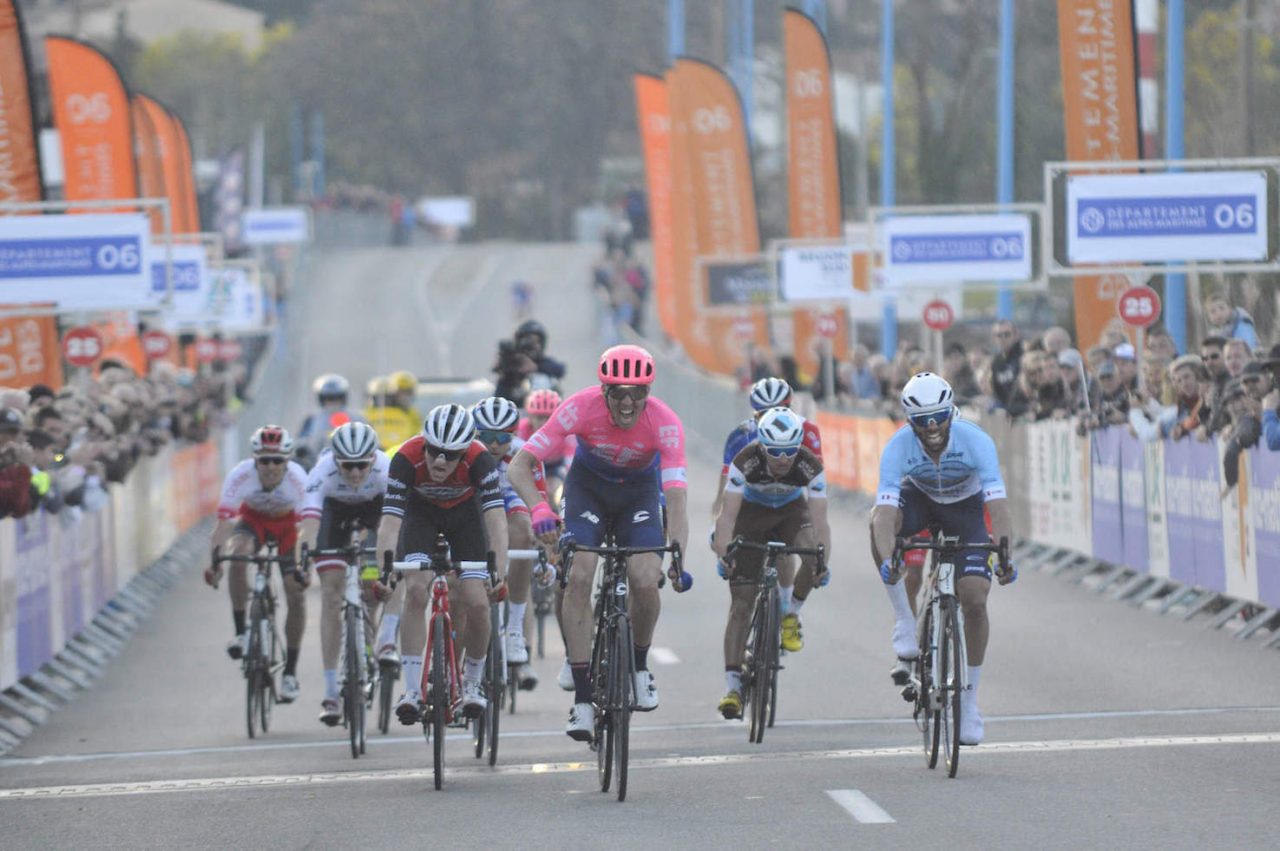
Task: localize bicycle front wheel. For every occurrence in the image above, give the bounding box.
[612,612,634,802]
[245,601,263,740]
[920,605,941,769]
[748,591,777,744]
[592,621,612,793]
[487,605,503,766]
[345,605,364,759]
[378,663,396,734]
[940,598,963,778]
[429,616,447,790]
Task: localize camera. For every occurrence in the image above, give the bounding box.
[495,339,525,376]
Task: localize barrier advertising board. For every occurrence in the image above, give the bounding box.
[1066,170,1269,264]
[240,207,311,245]
[881,213,1032,286]
[149,243,210,321]
[779,245,861,302]
[0,213,152,309]
[702,258,773,306]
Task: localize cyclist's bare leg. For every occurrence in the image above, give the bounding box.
[904,564,923,616]
[562,552,600,662]
[507,514,535,643]
[723,584,755,669]
[626,552,662,648]
[455,578,491,661]
[956,575,991,665]
[319,568,344,671]
[399,573,430,659]
[778,553,798,608]
[376,578,404,651]
[282,569,307,652]
[790,525,821,608]
[226,532,255,616]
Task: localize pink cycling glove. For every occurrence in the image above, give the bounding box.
[530,501,560,536]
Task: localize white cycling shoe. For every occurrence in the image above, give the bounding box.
[516,663,538,691]
[395,690,422,725]
[279,675,300,703]
[226,632,247,660]
[566,702,595,741]
[376,644,401,669]
[505,630,529,665]
[891,616,920,661]
[633,670,659,712]
[460,679,487,718]
[959,691,984,745]
[557,658,574,691]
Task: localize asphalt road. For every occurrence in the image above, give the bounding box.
[2,242,1278,850]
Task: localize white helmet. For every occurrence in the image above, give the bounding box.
[756,407,805,452]
[312,373,349,402]
[472,396,520,431]
[331,421,378,460]
[901,372,954,423]
[749,377,792,412]
[422,403,475,451]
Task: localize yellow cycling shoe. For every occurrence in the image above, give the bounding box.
[718,689,744,720]
[780,612,804,652]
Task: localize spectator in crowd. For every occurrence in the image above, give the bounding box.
[1200,336,1230,385]
[0,408,33,519]
[1056,348,1089,417]
[1147,326,1178,360]
[848,344,880,401]
[943,343,982,405]
[1166,356,1211,440]
[1241,361,1271,403]
[1205,291,1258,349]
[1218,379,1262,490]
[1100,325,1129,350]
[1260,344,1280,450]
[1041,326,1073,357]
[1084,345,1113,377]
[1223,338,1253,380]
[1082,360,1130,432]
[989,320,1024,412]
[1141,351,1174,405]
[1114,343,1139,390]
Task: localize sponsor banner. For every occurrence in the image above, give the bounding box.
[1164,437,1225,591]
[779,245,859,302]
[14,513,52,680]
[416,196,474,229]
[704,258,773,306]
[1067,171,1269,264]
[783,8,841,241]
[1144,439,1169,578]
[634,74,677,339]
[216,147,245,252]
[241,207,311,245]
[1090,427,1124,565]
[0,314,63,390]
[1118,430,1148,571]
[0,0,43,204]
[172,115,199,232]
[1251,447,1280,607]
[44,36,137,206]
[149,242,210,321]
[131,95,167,233]
[135,95,191,235]
[217,265,267,331]
[1220,443,1256,603]
[0,212,152,308]
[881,214,1032,286]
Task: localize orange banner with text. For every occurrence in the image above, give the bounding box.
[813,410,902,496]
[0,1,43,204]
[139,96,192,234]
[0,315,63,390]
[668,58,767,376]
[172,114,199,233]
[634,74,678,341]
[1056,0,1142,351]
[131,95,168,233]
[45,36,138,207]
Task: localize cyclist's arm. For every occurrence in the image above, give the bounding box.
[663,483,689,560]
[713,488,742,558]
[871,432,907,566]
[299,516,320,549]
[870,503,902,566]
[710,472,728,521]
[972,426,1012,546]
[808,472,831,554]
[483,505,509,583]
[210,517,237,553]
[377,451,412,563]
[986,497,1012,549]
[507,448,546,512]
[375,514,402,565]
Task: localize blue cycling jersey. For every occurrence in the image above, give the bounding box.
[722,418,755,469]
[876,418,1007,506]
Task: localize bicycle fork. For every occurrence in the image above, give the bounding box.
[924,563,968,711]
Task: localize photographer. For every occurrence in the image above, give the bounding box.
[0,408,34,519]
[494,319,565,406]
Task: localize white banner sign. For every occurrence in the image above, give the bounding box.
[881,213,1032,286]
[148,243,210,322]
[780,246,862,302]
[217,266,267,331]
[416,196,475,228]
[1066,170,1269,264]
[0,213,152,309]
[241,207,311,245]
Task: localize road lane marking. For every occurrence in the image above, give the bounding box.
[2,732,1277,801]
[649,647,681,665]
[4,704,1279,768]
[826,789,895,824]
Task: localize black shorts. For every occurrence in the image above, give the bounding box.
[398,496,490,581]
[317,497,383,550]
[728,498,813,587]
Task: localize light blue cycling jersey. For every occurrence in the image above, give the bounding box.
[875,418,1007,506]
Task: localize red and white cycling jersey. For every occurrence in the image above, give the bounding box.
[217,458,309,520]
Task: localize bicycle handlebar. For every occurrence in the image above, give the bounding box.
[210,546,305,589]
[892,534,1010,574]
[725,537,826,570]
[299,543,378,568]
[558,540,686,591]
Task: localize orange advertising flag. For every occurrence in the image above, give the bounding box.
[634,74,679,341]
[171,114,200,233]
[669,57,767,376]
[139,95,188,234]
[131,95,168,233]
[0,1,43,204]
[1056,0,1142,351]
[45,36,138,206]
[0,315,64,390]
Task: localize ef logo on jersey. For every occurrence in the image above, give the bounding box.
[658,424,680,450]
[557,402,581,431]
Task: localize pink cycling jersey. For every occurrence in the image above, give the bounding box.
[522,386,687,490]
[216,458,309,520]
[517,417,576,462]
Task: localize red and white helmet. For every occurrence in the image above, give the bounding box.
[598,344,655,386]
[250,424,294,457]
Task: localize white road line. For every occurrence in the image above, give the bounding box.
[4,704,1278,768]
[826,789,895,824]
[2,733,1277,801]
[649,647,681,665]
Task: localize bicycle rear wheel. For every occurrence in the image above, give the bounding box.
[429,616,447,790]
[612,612,634,802]
[345,605,364,759]
[920,605,940,769]
[940,599,963,777]
[487,605,503,766]
[766,587,782,730]
[592,622,612,793]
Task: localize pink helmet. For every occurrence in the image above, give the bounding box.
[525,388,561,416]
[598,344,655,386]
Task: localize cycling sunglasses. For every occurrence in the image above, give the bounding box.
[764,445,799,459]
[425,444,464,462]
[478,429,515,445]
[909,408,954,430]
[255,456,287,466]
[339,460,371,472]
[605,384,650,403]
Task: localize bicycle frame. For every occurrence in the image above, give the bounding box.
[423,571,460,724]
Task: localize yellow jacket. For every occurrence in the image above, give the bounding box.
[363,405,420,451]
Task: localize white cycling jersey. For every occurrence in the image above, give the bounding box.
[299,449,391,520]
[217,458,309,519]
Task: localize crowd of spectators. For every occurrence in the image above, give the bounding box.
[0,361,236,521]
[592,219,652,346]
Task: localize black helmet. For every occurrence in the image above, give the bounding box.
[515,319,547,346]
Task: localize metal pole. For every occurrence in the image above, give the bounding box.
[668,0,684,63]
[1164,0,1187,354]
[996,0,1015,320]
[740,0,753,133]
[880,0,897,359]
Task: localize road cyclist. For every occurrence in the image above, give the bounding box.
[205,425,311,704]
[296,374,366,469]
[869,372,1016,746]
[507,343,691,743]
[712,407,830,721]
[296,421,392,728]
[375,403,509,725]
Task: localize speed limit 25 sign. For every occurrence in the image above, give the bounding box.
[1117,286,1161,329]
